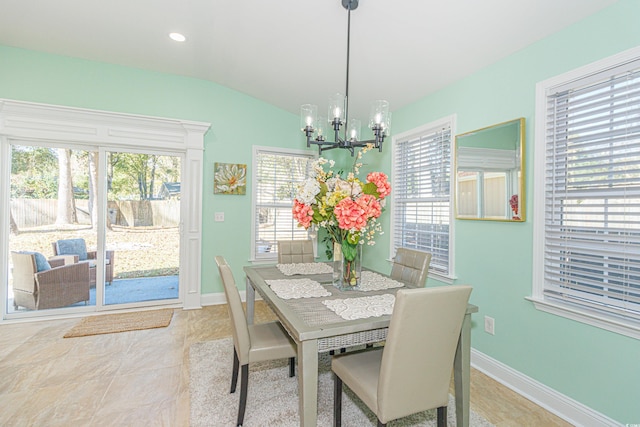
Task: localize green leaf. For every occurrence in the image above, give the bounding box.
[312,207,324,222]
[342,241,358,261]
[361,182,379,197]
[318,182,328,198]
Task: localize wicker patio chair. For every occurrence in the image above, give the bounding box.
[51,238,114,285]
[11,251,91,310]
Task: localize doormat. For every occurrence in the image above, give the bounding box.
[63,308,174,338]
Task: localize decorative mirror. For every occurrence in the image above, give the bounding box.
[455,118,525,221]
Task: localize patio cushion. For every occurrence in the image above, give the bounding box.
[20,251,51,272]
[56,239,88,261]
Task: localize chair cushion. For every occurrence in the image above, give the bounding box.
[20,251,51,272]
[56,239,88,261]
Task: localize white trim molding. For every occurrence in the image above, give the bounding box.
[472,349,623,427]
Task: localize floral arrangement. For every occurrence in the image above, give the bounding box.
[292,145,391,284]
[509,194,520,220]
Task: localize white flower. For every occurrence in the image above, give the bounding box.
[296,178,320,205]
[326,177,339,191]
[334,178,361,196]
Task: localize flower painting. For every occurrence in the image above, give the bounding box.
[214,162,247,195]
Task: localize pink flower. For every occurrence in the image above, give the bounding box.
[509,194,518,215]
[334,198,368,231]
[367,172,391,198]
[293,199,313,229]
[357,194,381,219]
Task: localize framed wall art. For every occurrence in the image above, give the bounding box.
[214,162,247,195]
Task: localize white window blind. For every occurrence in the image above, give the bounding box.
[252,147,314,260]
[542,60,640,322]
[392,121,453,276]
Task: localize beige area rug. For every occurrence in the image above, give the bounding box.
[189,338,494,426]
[63,308,174,338]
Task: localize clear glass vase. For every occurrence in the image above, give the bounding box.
[333,241,362,290]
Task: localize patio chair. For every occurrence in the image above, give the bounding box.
[390,247,432,287]
[51,238,114,285]
[11,251,91,310]
[277,239,314,263]
[331,285,472,427]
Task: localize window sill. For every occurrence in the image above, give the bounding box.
[248,257,277,264]
[526,296,640,340]
[428,271,456,285]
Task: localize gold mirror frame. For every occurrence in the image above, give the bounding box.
[454,118,525,222]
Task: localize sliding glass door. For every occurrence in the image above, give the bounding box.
[103,150,181,306]
[5,142,182,317]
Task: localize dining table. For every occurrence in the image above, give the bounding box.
[243,263,478,427]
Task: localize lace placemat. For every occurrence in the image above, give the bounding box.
[358,271,405,291]
[265,278,332,299]
[276,263,333,276]
[322,294,396,320]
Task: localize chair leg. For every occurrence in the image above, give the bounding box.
[237,364,249,427]
[289,357,295,377]
[333,373,342,427]
[231,348,240,393]
[437,405,447,427]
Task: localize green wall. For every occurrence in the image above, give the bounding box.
[2,1,639,422]
[384,0,640,423]
[0,44,300,295]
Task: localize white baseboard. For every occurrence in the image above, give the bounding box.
[200,292,226,306]
[200,291,262,307]
[471,349,622,427]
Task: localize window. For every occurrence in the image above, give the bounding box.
[251,146,315,261]
[391,116,455,280]
[532,48,640,338]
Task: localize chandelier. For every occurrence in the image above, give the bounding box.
[300,0,390,156]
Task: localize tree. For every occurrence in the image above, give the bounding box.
[56,148,77,225]
[9,211,19,235]
[88,151,98,228]
[111,153,160,200]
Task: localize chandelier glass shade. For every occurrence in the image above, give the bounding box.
[301,0,390,156]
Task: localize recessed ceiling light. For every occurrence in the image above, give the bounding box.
[169,32,186,42]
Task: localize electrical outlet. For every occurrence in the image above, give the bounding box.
[214,212,224,222]
[484,316,495,335]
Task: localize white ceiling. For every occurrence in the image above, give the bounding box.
[0,0,617,121]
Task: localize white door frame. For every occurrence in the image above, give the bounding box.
[0,99,210,320]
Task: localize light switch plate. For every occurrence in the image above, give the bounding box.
[214,212,224,222]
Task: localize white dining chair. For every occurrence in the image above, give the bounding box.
[277,239,314,263]
[331,285,472,427]
[215,256,297,426]
[390,247,432,287]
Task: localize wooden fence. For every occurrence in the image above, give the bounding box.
[11,199,180,228]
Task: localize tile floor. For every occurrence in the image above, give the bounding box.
[0,303,572,426]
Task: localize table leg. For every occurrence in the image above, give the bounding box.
[298,339,319,426]
[245,277,255,324]
[454,312,472,427]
